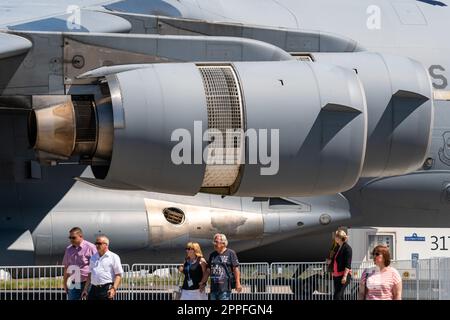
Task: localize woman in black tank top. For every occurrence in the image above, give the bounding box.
[182,258,203,290]
[178,242,208,300]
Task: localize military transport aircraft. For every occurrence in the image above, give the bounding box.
[1,0,450,264]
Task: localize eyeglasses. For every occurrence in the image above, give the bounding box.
[68,236,77,240]
[95,242,105,246]
[213,241,222,244]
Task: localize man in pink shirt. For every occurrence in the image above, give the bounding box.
[62,227,97,300]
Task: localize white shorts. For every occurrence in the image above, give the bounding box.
[180,289,208,300]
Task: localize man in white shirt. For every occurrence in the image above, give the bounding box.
[81,235,123,300]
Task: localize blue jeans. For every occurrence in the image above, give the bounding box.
[67,282,86,300]
[210,291,231,300]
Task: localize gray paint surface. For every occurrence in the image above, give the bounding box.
[2,0,450,264]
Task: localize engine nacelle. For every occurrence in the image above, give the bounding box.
[314,52,433,177]
[29,61,367,196]
[28,54,433,196]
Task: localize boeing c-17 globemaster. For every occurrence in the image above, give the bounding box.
[1,0,450,265]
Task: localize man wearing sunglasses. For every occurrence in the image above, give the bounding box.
[62,227,97,300]
[82,235,123,300]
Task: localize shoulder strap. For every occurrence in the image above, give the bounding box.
[219,251,234,282]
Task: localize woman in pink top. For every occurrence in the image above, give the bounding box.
[359,245,402,300]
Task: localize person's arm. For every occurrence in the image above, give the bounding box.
[178,259,186,273]
[392,271,402,300]
[108,274,122,299]
[199,258,209,293]
[230,251,242,293]
[82,254,95,299]
[358,271,367,300]
[63,266,69,293]
[342,245,352,284]
[326,242,337,264]
[342,268,351,284]
[233,266,242,293]
[393,281,402,300]
[62,250,70,293]
[81,275,90,299]
[108,255,124,299]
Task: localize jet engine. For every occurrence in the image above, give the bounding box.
[28,55,433,197]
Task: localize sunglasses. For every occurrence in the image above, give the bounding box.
[185,248,193,251]
[373,252,382,257]
[95,242,105,245]
[68,236,77,240]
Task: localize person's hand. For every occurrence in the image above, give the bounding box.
[108,287,117,299]
[235,285,243,293]
[326,259,331,265]
[178,265,184,273]
[199,282,206,293]
[341,276,347,285]
[63,282,68,294]
[81,290,88,300]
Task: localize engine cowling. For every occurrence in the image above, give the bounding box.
[314,52,433,177]
[28,54,433,196]
[29,61,367,196]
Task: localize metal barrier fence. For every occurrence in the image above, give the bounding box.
[348,259,442,300]
[129,264,182,300]
[0,265,129,301]
[269,262,332,300]
[438,258,450,300]
[231,263,270,300]
[116,264,131,301]
[1,259,450,300]
[0,265,65,300]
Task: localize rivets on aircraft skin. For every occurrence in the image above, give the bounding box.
[72,55,85,69]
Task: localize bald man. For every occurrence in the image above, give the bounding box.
[82,235,123,300]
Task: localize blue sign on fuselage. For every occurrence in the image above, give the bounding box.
[404,233,426,241]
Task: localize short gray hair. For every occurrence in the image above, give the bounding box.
[96,235,110,246]
[214,233,228,246]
